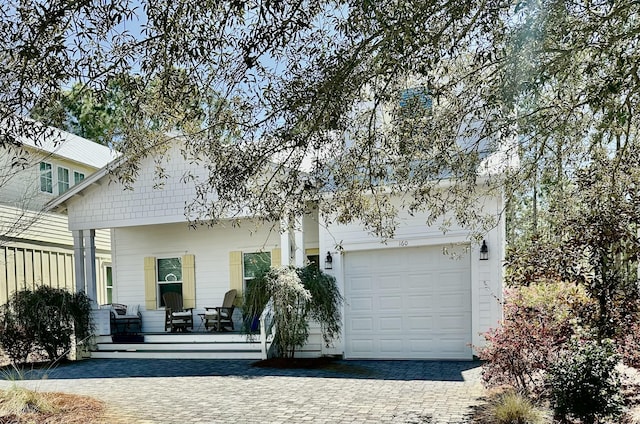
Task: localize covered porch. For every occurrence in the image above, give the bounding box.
[89,306,326,360]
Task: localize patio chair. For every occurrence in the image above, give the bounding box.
[204,289,237,332]
[163,292,194,332]
[104,303,142,335]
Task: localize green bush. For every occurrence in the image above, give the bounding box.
[0,287,93,363]
[491,391,543,424]
[547,338,623,424]
[244,265,342,358]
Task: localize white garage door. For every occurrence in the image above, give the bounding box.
[344,245,472,360]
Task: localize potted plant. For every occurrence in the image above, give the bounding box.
[242,268,270,333]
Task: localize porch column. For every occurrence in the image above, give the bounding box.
[72,230,85,293]
[294,216,305,267]
[280,214,295,266]
[83,229,97,305]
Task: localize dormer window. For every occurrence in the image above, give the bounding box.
[58,167,70,194]
[39,162,53,193]
[74,171,85,184]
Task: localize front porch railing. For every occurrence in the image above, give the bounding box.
[259,298,276,359]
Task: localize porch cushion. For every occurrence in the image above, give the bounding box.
[115,314,140,320]
[171,311,192,318]
[127,304,139,316]
[204,310,230,318]
[109,304,127,315]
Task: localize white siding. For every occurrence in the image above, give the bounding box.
[65,143,227,231]
[111,220,280,332]
[320,194,504,356]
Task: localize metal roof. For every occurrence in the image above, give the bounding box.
[20,126,117,168]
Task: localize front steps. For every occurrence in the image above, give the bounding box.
[91,332,265,360]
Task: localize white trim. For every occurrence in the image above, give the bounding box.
[57,165,70,194]
[337,231,470,252]
[156,256,184,308]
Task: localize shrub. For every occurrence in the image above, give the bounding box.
[478,282,594,395]
[618,318,640,368]
[0,287,93,363]
[268,267,312,358]
[547,338,623,424]
[297,265,342,346]
[244,265,343,358]
[490,391,543,424]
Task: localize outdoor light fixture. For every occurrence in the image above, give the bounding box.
[324,251,333,269]
[480,240,489,261]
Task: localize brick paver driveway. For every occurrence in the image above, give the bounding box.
[0,359,485,423]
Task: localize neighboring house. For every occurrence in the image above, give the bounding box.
[48,137,504,361]
[0,126,117,305]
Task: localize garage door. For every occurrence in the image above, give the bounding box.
[344,245,471,360]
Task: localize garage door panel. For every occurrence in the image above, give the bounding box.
[406,272,434,289]
[350,317,374,331]
[406,295,432,310]
[349,297,373,312]
[344,245,471,360]
[409,338,436,352]
[379,339,403,353]
[379,316,402,331]
[379,295,402,311]
[349,276,373,291]
[407,315,434,331]
[350,339,374,354]
[377,275,402,290]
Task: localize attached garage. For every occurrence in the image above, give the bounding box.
[343,245,472,360]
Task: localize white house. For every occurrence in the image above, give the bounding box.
[48,136,504,361]
[0,126,117,305]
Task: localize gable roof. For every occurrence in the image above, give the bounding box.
[20,126,117,168]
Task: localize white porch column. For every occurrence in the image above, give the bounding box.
[280,215,296,266]
[72,230,85,293]
[83,229,97,305]
[294,216,305,267]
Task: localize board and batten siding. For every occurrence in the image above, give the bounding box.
[111,220,281,333]
[0,205,112,306]
[319,194,504,356]
[0,244,111,306]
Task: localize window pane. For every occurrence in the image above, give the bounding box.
[74,171,85,184]
[243,252,271,279]
[159,283,183,307]
[306,255,320,271]
[58,167,69,194]
[157,258,182,282]
[39,162,52,193]
[106,266,113,304]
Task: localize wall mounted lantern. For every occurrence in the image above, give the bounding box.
[480,240,489,261]
[324,251,333,269]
